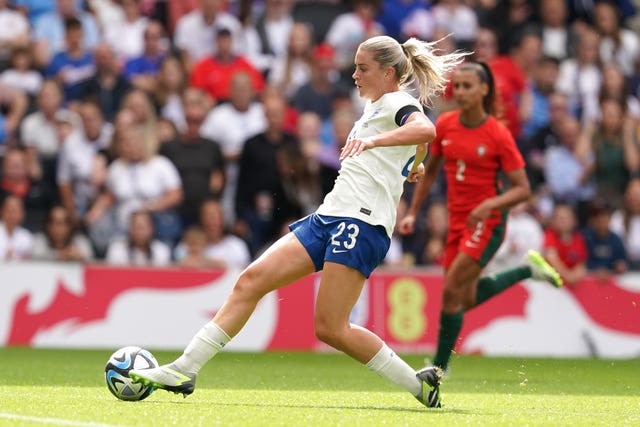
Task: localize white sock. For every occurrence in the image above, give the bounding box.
[365,343,421,396]
[173,322,231,374]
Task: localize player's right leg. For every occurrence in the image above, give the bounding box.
[130,232,316,396]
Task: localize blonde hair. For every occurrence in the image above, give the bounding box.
[359,35,468,107]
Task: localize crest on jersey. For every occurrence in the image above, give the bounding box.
[477,145,487,157]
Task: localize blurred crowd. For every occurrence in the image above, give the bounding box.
[0,0,639,283]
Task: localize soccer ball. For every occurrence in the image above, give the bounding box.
[105,346,158,401]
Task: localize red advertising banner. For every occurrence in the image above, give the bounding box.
[1,263,639,358]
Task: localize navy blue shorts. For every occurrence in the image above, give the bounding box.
[289,213,390,278]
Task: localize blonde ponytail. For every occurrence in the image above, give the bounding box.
[359,35,468,107]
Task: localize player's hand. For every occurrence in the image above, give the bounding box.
[398,214,416,235]
[467,202,491,230]
[406,163,425,182]
[340,137,375,160]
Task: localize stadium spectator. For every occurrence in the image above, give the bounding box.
[20,79,78,186]
[268,21,313,101]
[44,16,96,102]
[479,0,537,55]
[593,0,640,77]
[190,27,265,103]
[325,0,385,80]
[317,107,354,198]
[0,82,28,145]
[242,0,295,77]
[31,205,94,262]
[105,209,172,266]
[522,91,571,191]
[543,115,595,222]
[583,62,640,124]
[174,198,250,269]
[104,0,149,61]
[376,0,429,40]
[32,0,101,68]
[576,96,640,207]
[123,20,168,93]
[200,72,267,224]
[418,200,448,267]
[582,199,628,278]
[291,43,348,120]
[0,147,53,233]
[85,124,183,246]
[173,0,243,72]
[610,179,640,270]
[13,0,57,25]
[0,194,34,261]
[431,0,478,51]
[537,0,577,61]
[556,28,602,119]
[160,87,225,226]
[0,46,43,96]
[120,89,158,143]
[235,92,301,255]
[542,202,588,285]
[174,224,211,268]
[0,0,30,70]
[154,55,188,132]
[76,43,132,122]
[520,56,560,142]
[57,100,113,226]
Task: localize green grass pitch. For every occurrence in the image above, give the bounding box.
[1,347,638,426]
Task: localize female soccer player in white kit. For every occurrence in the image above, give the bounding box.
[130,35,466,408]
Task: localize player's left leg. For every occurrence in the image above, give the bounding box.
[432,253,484,372]
[314,261,441,408]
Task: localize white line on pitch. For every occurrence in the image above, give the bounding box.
[0,413,123,427]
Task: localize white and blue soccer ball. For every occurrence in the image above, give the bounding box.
[105,346,158,401]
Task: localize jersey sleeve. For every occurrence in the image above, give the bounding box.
[496,122,525,171]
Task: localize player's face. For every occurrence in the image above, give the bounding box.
[352,48,389,102]
[453,69,488,112]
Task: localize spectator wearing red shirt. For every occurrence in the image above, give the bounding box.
[543,202,588,285]
[189,28,264,103]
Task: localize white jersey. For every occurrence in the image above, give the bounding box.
[317,91,423,237]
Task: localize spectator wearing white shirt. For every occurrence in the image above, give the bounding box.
[242,0,294,76]
[173,0,243,72]
[57,100,113,225]
[431,0,478,50]
[20,79,80,184]
[0,46,42,96]
[106,210,172,266]
[268,21,313,101]
[555,28,602,119]
[610,179,640,270]
[174,198,250,269]
[325,0,385,80]
[593,0,640,77]
[200,72,267,224]
[0,0,30,68]
[85,124,183,246]
[0,195,33,261]
[103,0,149,61]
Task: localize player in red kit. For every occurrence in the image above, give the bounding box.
[399,61,563,374]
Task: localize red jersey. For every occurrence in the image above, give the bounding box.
[431,110,525,215]
[190,55,265,102]
[543,228,588,269]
